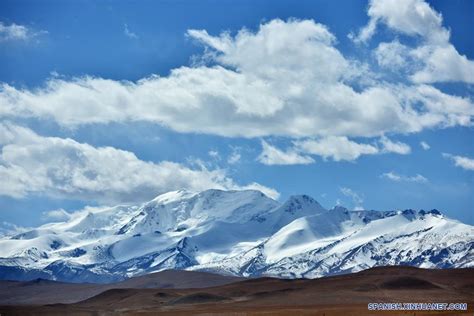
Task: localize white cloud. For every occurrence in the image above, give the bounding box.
[208,150,220,160]
[380,136,411,155]
[124,24,138,39]
[257,140,314,165]
[349,17,377,44]
[381,171,428,183]
[340,187,364,210]
[295,136,379,161]
[0,21,46,42]
[227,148,241,165]
[442,153,474,171]
[257,136,411,163]
[0,221,30,237]
[404,85,474,127]
[410,45,474,84]
[353,0,474,84]
[1,19,472,139]
[420,141,430,150]
[239,182,280,200]
[374,40,410,70]
[41,208,71,222]
[0,123,278,203]
[352,0,449,44]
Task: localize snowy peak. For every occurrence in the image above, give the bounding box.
[268,194,327,230]
[190,189,279,222]
[149,189,197,204]
[0,189,472,283]
[116,189,279,235]
[281,195,326,214]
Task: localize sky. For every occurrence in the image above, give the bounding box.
[0,0,473,229]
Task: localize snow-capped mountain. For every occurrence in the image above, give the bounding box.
[0,189,472,283]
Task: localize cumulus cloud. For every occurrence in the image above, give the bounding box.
[294,136,378,162]
[0,21,46,42]
[410,45,474,84]
[0,16,472,192]
[442,153,474,171]
[1,19,472,139]
[288,136,410,162]
[353,0,474,84]
[420,141,430,150]
[374,40,410,70]
[379,136,411,155]
[257,140,314,165]
[255,135,414,164]
[405,85,474,126]
[352,0,449,44]
[381,171,428,183]
[0,123,279,203]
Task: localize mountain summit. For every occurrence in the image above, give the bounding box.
[0,189,472,283]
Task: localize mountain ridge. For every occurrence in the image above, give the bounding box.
[0,189,472,283]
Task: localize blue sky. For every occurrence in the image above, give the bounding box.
[0,0,473,228]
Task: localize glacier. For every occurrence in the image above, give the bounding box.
[0,189,472,283]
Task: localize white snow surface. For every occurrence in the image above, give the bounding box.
[0,189,472,282]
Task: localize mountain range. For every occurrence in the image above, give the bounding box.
[0,189,472,283]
